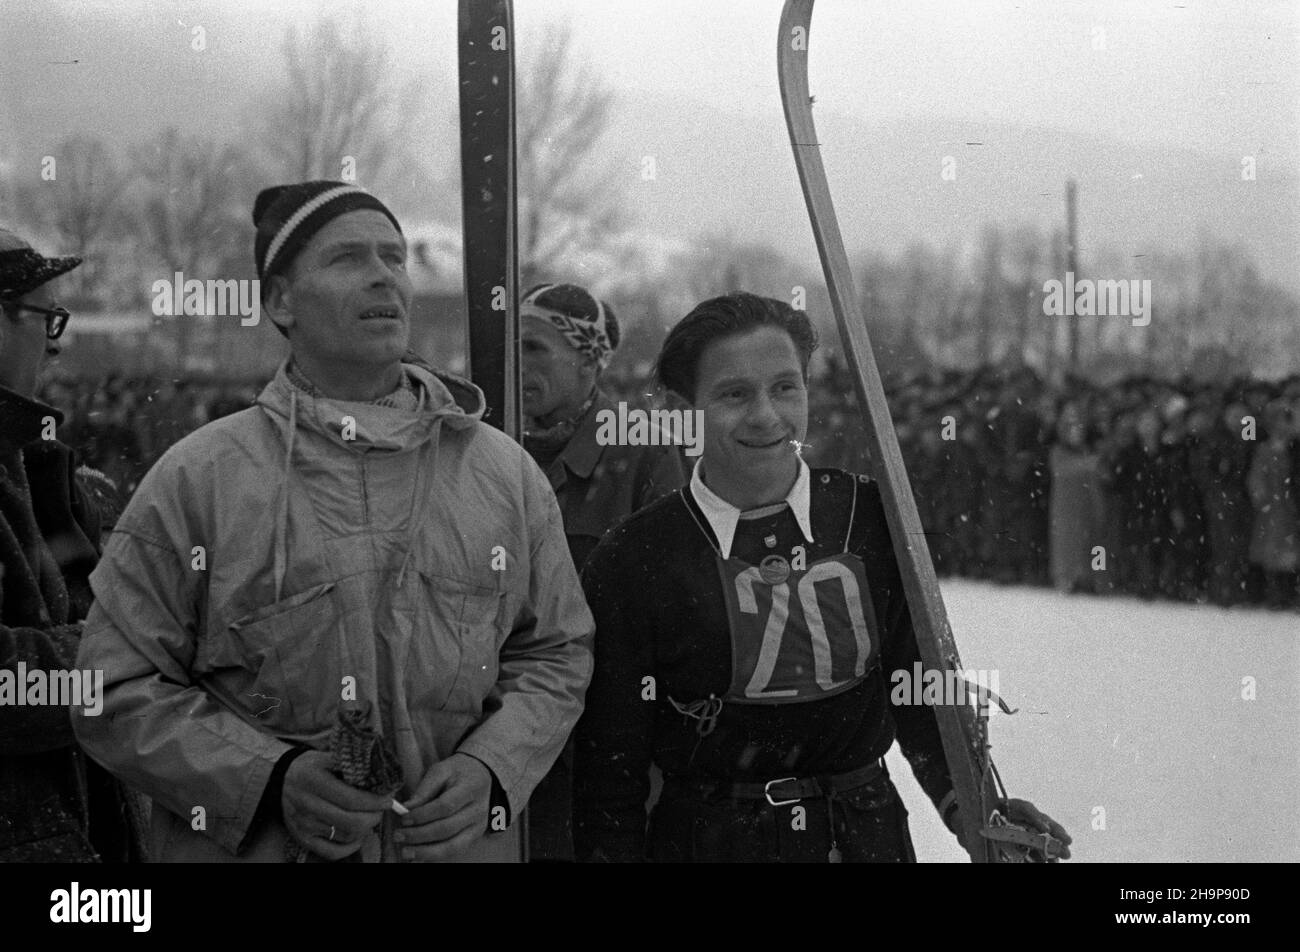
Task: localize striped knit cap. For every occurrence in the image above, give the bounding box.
[521,283,619,372]
[253,181,402,299]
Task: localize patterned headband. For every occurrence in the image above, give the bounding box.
[522,294,615,372]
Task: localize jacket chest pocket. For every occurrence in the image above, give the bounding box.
[406,578,506,716]
[217,582,339,733]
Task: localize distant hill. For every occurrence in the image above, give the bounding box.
[600,95,1299,294]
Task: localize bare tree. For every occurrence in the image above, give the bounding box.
[894,241,961,368]
[674,231,808,304]
[8,136,129,306]
[129,127,259,368]
[131,128,255,276]
[517,23,627,286]
[253,18,424,194]
[1005,224,1045,365]
[971,225,1006,366]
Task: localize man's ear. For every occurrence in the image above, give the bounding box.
[664,389,694,413]
[262,274,295,337]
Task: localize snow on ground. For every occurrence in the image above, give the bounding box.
[887,580,1299,863]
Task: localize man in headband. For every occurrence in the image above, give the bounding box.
[519,282,685,861]
[73,182,594,863]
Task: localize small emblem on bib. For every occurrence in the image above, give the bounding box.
[759,554,791,584]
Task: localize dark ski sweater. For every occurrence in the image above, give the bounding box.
[573,467,953,862]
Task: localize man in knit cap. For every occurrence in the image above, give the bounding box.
[73,182,594,863]
[518,281,686,861]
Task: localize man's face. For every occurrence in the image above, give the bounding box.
[521,315,593,419]
[688,326,808,486]
[267,210,412,369]
[0,281,60,396]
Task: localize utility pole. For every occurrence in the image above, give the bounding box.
[1045,229,1063,385]
[1066,178,1079,369]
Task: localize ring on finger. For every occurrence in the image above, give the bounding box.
[328,825,337,842]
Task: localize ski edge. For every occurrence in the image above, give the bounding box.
[456,0,526,862]
[776,0,1001,863]
[457,0,522,443]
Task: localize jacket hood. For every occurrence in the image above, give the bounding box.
[255,354,487,602]
[256,355,485,454]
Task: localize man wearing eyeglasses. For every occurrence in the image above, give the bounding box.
[0,262,72,393]
[0,226,144,861]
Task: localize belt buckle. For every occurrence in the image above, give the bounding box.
[764,777,801,807]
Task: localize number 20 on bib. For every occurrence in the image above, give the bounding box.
[718,553,879,704]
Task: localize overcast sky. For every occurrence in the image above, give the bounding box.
[1,0,1296,286]
[4,0,1293,149]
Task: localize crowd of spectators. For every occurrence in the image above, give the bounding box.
[612,357,1300,610]
[40,360,1300,611]
[809,360,1298,610]
[38,373,259,496]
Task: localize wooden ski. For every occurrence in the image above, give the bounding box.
[458,0,526,862]
[778,0,1022,863]
[459,0,521,441]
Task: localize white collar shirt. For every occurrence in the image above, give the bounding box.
[688,457,815,559]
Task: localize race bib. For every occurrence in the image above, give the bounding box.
[718,552,880,704]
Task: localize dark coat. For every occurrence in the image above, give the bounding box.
[535,390,688,573]
[1187,430,1252,602]
[1247,437,1299,572]
[0,385,142,862]
[1048,446,1104,591]
[524,390,687,861]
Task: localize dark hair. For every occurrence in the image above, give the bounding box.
[655,292,818,401]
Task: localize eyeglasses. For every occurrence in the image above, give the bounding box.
[9,302,71,340]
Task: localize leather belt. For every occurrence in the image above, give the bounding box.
[666,760,885,807]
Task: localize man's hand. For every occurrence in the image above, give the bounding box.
[395,753,494,862]
[943,796,1073,862]
[281,750,390,861]
[1002,798,1072,861]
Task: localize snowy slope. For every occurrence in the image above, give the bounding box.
[888,581,1299,863]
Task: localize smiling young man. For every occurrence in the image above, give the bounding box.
[573,292,1069,863]
[72,182,594,863]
